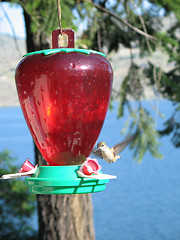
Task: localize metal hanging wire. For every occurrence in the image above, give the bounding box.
[57,0,62,34]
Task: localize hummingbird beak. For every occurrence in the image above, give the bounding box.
[94,147,99,152]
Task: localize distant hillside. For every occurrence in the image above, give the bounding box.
[0,32,171,107]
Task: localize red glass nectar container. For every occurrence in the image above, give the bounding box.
[15,29,113,166]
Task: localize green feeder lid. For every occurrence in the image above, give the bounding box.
[26,165,109,194]
[23,48,106,58]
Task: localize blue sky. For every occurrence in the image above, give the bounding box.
[0,2,26,38]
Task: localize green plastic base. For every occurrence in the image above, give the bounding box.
[26,165,109,194]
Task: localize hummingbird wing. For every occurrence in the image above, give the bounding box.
[112,134,135,155]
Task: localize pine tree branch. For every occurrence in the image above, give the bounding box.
[87,0,157,41]
[129,0,153,53]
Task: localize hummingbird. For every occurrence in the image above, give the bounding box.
[93,134,135,163]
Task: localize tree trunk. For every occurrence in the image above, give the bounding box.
[23,10,50,52]
[37,194,95,240]
[23,9,95,240]
[35,146,95,240]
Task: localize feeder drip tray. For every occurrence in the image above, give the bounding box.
[26,166,109,194]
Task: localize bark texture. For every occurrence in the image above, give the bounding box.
[37,194,95,240]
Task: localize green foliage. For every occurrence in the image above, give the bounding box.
[128,106,163,162]
[158,104,180,147]
[156,32,179,63]
[153,0,180,21]
[144,62,180,102]
[9,0,77,35]
[0,150,37,240]
[117,63,144,118]
[76,0,179,161]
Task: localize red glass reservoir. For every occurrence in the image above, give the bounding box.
[15,29,113,166]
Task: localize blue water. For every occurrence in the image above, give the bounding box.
[0,107,35,165]
[0,99,180,240]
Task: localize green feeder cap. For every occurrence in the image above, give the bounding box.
[23,48,106,58]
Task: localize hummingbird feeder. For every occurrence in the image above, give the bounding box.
[14,28,115,194]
